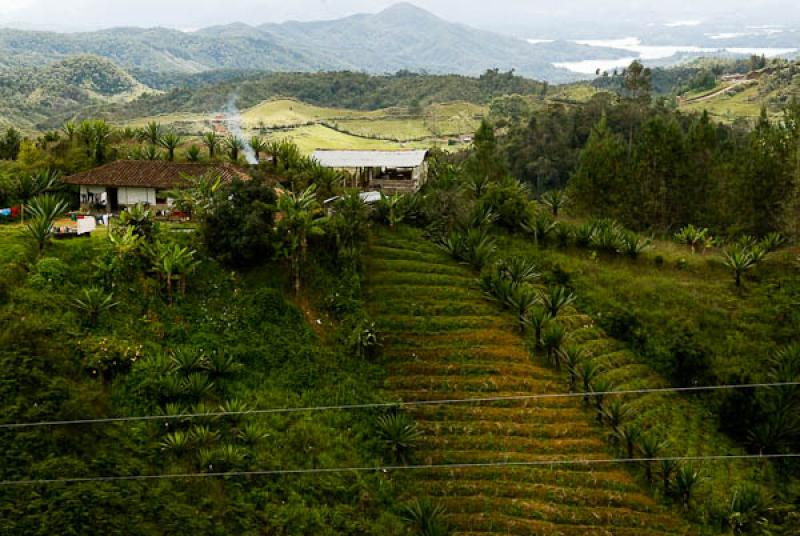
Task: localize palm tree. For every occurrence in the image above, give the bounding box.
[524,211,556,246]
[601,399,629,435]
[497,256,540,288]
[203,131,220,159]
[375,412,421,464]
[661,458,677,496]
[616,422,641,458]
[149,241,200,303]
[590,377,614,423]
[185,144,201,162]
[274,184,327,294]
[25,194,68,253]
[541,189,567,217]
[722,247,757,287]
[77,120,95,156]
[159,132,182,161]
[72,287,118,327]
[249,136,267,162]
[540,285,577,318]
[224,135,245,162]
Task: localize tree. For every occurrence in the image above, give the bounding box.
[375,193,407,230]
[148,241,200,303]
[224,136,245,163]
[507,284,540,333]
[203,131,220,159]
[541,322,566,369]
[540,285,577,318]
[92,120,112,163]
[0,127,22,160]
[159,132,182,161]
[330,189,371,261]
[674,464,701,511]
[274,184,327,294]
[623,60,652,102]
[62,121,77,143]
[249,136,267,162]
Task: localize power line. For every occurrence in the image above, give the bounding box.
[1,453,798,487]
[1,381,797,431]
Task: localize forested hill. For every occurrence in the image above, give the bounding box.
[104,69,548,122]
[0,4,621,82]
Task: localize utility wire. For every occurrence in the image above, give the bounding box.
[1,453,798,487]
[1,381,797,431]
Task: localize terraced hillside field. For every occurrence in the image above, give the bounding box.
[365,228,689,535]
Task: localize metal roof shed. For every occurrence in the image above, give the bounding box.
[311,150,429,194]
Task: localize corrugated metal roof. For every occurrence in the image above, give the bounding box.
[312,150,427,169]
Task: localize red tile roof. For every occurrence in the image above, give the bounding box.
[63,160,250,189]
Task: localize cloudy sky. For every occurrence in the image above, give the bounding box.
[0,0,795,32]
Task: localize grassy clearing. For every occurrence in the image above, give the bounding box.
[366,226,689,535]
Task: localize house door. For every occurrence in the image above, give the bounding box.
[108,188,119,212]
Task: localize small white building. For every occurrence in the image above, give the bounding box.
[63,161,249,212]
[312,150,429,194]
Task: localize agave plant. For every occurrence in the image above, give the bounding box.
[589,219,624,253]
[590,377,614,423]
[185,144,201,162]
[159,131,182,161]
[400,498,450,536]
[224,135,246,162]
[638,433,667,484]
[219,399,250,428]
[579,361,601,405]
[171,348,208,375]
[207,352,243,378]
[523,211,556,246]
[203,131,220,159]
[574,222,595,248]
[540,285,577,318]
[759,232,786,253]
[553,222,573,247]
[616,422,642,458]
[480,270,515,307]
[601,399,629,435]
[72,287,118,327]
[460,227,497,270]
[375,411,422,464]
[183,373,215,400]
[726,484,772,534]
[527,306,552,349]
[190,425,219,448]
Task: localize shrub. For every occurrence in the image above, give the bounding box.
[28,257,68,289]
[618,231,651,258]
[400,498,450,536]
[375,411,421,464]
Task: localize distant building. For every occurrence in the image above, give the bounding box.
[63,160,249,211]
[312,149,429,194]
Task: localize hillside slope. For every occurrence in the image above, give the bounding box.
[366,228,689,535]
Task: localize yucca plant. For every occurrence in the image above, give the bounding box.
[616,422,642,458]
[619,231,651,259]
[541,189,568,217]
[480,270,515,307]
[579,361,601,405]
[507,284,540,333]
[674,464,701,511]
[553,221,573,247]
[462,174,489,198]
[590,377,614,423]
[171,348,208,375]
[722,246,757,287]
[496,256,540,288]
[212,444,248,471]
[207,352,243,378]
[72,287,118,327]
[674,224,709,254]
[159,131,182,161]
[400,498,450,536]
[219,399,250,429]
[541,322,566,369]
[574,222,595,247]
[726,484,772,535]
[190,425,219,448]
[160,430,191,456]
[759,232,786,253]
[527,306,551,349]
[601,399,629,435]
[375,411,422,464]
[589,220,623,253]
[224,135,245,162]
[461,227,496,270]
[524,211,556,246]
[249,135,268,162]
[25,194,68,253]
[238,422,271,446]
[561,344,584,392]
[540,285,577,318]
[183,373,215,400]
[661,458,678,496]
[203,131,220,159]
[638,433,667,484]
[185,144,201,162]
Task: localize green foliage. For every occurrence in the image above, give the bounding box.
[72,287,118,327]
[117,203,158,241]
[25,194,68,252]
[375,411,421,464]
[400,498,450,536]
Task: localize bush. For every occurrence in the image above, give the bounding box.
[28,257,69,289]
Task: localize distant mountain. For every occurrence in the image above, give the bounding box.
[0,3,627,82]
